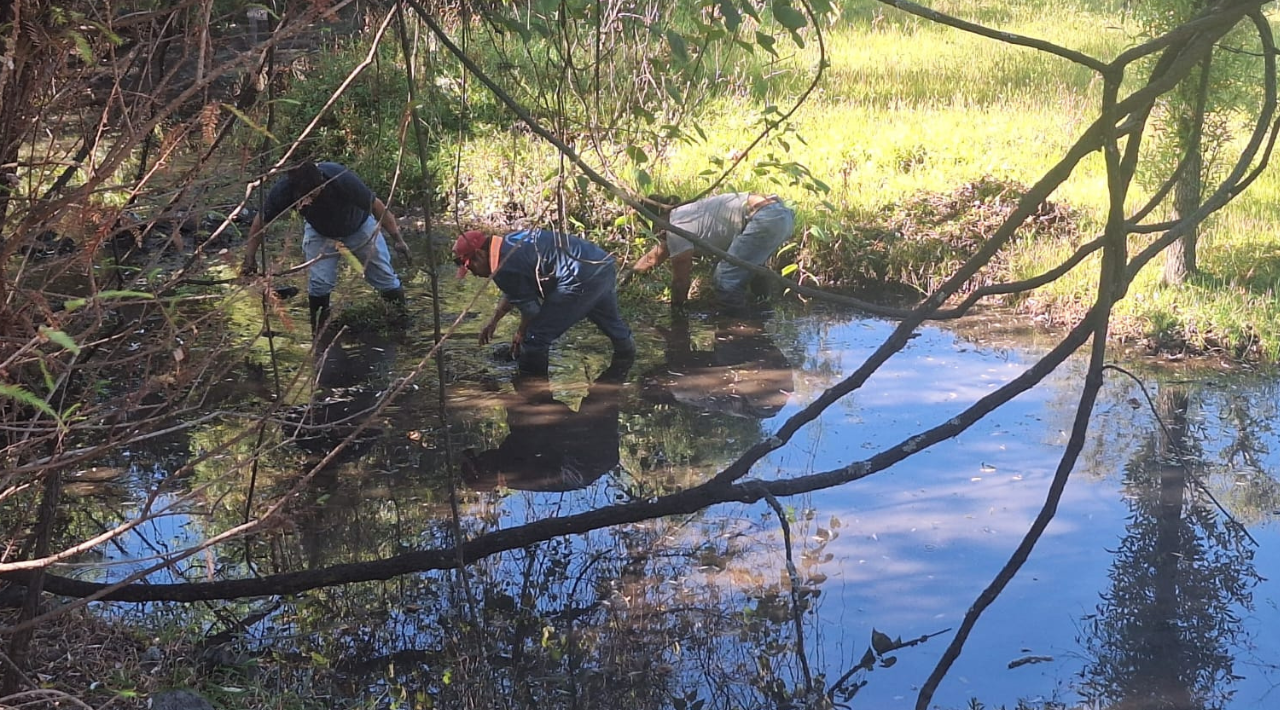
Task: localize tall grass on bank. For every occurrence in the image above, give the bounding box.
[286,0,1280,359]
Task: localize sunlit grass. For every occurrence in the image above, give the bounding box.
[442,0,1280,358]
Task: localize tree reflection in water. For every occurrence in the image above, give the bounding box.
[1081,385,1262,710]
[641,313,794,420]
[296,496,828,709]
[277,321,824,709]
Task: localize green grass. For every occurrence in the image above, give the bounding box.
[310,0,1280,360]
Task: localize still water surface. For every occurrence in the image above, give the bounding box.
[76,291,1280,709]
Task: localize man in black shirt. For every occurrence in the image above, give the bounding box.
[240,161,412,331]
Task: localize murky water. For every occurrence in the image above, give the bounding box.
[59,270,1280,709]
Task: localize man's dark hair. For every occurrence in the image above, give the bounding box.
[644,193,682,222]
[288,161,325,200]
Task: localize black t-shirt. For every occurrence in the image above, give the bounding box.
[261,162,376,239]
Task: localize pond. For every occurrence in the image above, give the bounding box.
[58,265,1280,710]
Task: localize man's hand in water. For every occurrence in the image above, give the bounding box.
[393,237,412,266]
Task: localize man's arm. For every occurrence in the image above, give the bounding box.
[479,295,514,345]
[631,239,669,273]
[240,213,266,275]
[511,311,532,358]
[669,251,694,308]
[371,197,410,262]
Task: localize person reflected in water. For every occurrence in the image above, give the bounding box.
[642,313,794,419]
[461,355,632,493]
[285,326,398,460]
[287,327,403,568]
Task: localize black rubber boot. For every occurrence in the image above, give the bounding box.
[714,288,751,317]
[611,336,636,364]
[749,272,773,304]
[598,351,634,384]
[517,349,550,378]
[308,293,331,334]
[380,287,409,325]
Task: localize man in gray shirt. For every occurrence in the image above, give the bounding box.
[240,161,411,331]
[629,192,795,313]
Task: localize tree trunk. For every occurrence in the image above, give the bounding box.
[1162,57,1207,285]
[1163,143,1202,284]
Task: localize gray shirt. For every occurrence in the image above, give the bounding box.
[664,192,750,257]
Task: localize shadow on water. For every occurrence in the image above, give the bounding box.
[460,355,632,493]
[640,313,795,420]
[46,288,1280,710]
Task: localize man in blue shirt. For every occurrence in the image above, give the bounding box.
[240,161,412,331]
[453,229,635,376]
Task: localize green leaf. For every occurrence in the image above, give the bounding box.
[666,29,689,63]
[71,31,94,64]
[754,31,778,57]
[773,2,808,31]
[39,361,55,394]
[222,103,278,143]
[634,168,653,191]
[625,145,650,165]
[809,0,835,16]
[632,105,657,123]
[86,20,124,46]
[781,263,799,277]
[39,326,81,356]
[0,384,59,422]
[101,290,153,300]
[664,81,684,105]
[719,0,742,32]
[63,290,154,313]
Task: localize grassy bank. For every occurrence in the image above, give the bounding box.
[410,0,1279,360]
[262,0,1280,360]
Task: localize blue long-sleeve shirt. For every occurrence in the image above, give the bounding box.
[491,229,616,321]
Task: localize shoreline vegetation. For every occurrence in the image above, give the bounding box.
[402,0,1280,364]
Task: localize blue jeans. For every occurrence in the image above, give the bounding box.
[521,262,633,361]
[713,201,796,307]
[303,215,401,298]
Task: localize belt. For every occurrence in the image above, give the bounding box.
[745,194,781,220]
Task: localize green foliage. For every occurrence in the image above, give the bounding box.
[1129,0,1267,195]
[0,383,60,422]
[269,34,445,200]
[252,0,1280,359]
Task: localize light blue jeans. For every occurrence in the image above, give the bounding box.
[303,215,402,298]
[713,201,796,307]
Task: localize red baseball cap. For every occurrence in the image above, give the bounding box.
[452,230,488,278]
